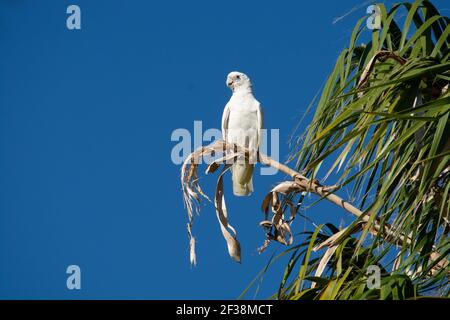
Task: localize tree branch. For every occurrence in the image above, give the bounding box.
[181,140,448,274]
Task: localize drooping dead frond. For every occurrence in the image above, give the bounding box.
[181,140,243,265]
[259,181,306,253]
[181,143,217,265]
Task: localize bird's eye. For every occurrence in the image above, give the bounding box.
[236,75,241,80]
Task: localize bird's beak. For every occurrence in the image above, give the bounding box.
[227,79,233,87]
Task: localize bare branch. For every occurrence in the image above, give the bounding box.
[181,140,448,274]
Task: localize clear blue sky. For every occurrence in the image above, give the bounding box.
[0,0,448,299]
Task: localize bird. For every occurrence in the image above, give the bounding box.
[221,71,264,196]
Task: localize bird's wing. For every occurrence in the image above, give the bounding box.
[256,102,264,148]
[221,102,231,140]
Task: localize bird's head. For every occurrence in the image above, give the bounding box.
[226,71,252,92]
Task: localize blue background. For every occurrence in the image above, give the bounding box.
[0,0,447,299]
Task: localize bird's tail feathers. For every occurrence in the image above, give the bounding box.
[232,177,253,196]
[232,163,254,196]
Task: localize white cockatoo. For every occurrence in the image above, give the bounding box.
[221,71,264,196]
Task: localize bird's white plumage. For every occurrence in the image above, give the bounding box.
[222,71,263,196]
